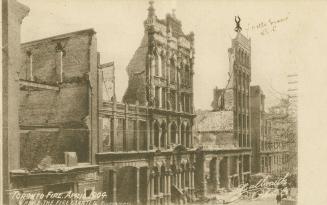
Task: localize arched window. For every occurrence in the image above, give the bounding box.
[161,54,166,78]
[181,123,185,146]
[180,65,185,85]
[154,121,160,148]
[161,88,166,109]
[185,163,190,187]
[153,167,159,195]
[186,124,191,148]
[245,53,248,66]
[155,86,160,108]
[170,59,176,83]
[181,165,185,188]
[151,57,155,77]
[160,166,165,193]
[185,66,190,86]
[170,122,177,144]
[155,54,161,77]
[161,122,167,148]
[171,165,177,186]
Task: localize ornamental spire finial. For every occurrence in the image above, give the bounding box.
[234,16,242,33]
[148,1,155,17]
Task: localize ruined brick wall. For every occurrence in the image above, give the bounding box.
[123,35,148,105]
[223,89,234,110]
[19,84,89,125]
[19,30,98,168]
[195,132,236,148]
[20,30,92,83]
[20,129,89,169]
[211,88,234,111]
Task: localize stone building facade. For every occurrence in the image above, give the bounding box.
[194,29,252,196]
[250,86,291,176]
[8,29,103,204]
[97,2,196,205]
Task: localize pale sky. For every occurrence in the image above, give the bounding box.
[20,0,303,110]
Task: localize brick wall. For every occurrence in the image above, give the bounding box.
[18,30,98,167]
[20,129,89,169]
[123,35,148,105]
[20,31,92,83]
[20,84,89,125]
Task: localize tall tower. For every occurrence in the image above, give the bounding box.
[123,1,195,149]
[230,17,252,149]
[121,3,197,203]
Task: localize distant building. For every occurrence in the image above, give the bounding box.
[250,86,292,175]
[194,26,252,196]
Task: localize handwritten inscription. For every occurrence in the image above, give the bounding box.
[245,16,288,36]
[221,173,290,203]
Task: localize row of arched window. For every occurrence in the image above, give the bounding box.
[153,121,192,149]
[236,48,250,67]
[152,162,193,196]
[236,91,249,109]
[101,116,193,153]
[152,54,192,86]
[238,133,250,148]
[235,72,250,91]
[154,87,192,113]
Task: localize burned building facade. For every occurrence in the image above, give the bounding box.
[8,29,102,203]
[97,2,196,205]
[194,28,252,196]
[250,86,292,176]
[6,2,196,204]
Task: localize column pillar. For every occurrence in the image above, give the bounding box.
[241,156,244,185]
[135,102,140,151]
[151,121,155,150]
[164,174,167,205]
[182,171,186,190]
[147,168,151,204]
[236,157,240,186]
[159,87,162,108]
[136,167,140,205]
[226,157,231,189]
[164,127,168,149]
[178,122,181,144]
[158,126,161,149]
[151,172,155,203]
[112,101,117,151]
[168,172,171,203]
[124,104,128,151]
[167,120,171,149]
[191,168,195,194]
[112,170,117,203]
[215,158,221,190]
[179,172,182,189]
[157,172,160,205]
[202,160,208,196]
[187,168,192,189]
[189,120,193,148]
[146,118,151,150]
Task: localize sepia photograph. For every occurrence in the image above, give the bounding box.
[4,0,325,204]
